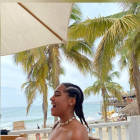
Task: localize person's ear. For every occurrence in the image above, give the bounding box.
[69,98,76,106]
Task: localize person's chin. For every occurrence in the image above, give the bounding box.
[51,111,58,116]
[51,107,59,116]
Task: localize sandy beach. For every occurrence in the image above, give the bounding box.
[28,133,49,140]
[27,126,126,140]
[92,126,126,140]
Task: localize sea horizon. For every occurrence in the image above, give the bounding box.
[1,101,101,109]
[1,102,102,130]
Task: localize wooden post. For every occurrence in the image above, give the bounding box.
[117,126,121,140]
[99,128,103,140]
[107,127,112,140]
[36,133,39,140]
[125,125,130,140]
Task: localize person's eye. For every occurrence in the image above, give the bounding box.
[55,94,60,97]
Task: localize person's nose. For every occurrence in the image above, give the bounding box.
[50,95,55,101]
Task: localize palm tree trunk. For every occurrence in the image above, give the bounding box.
[131,51,140,115]
[53,74,60,122]
[43,92,48,137]
[102,88,107,123]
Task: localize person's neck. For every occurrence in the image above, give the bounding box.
[59,112,75,123]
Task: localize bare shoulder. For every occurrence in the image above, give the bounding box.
[71,120,89,140]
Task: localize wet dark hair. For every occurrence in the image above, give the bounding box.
[61,82,89,129]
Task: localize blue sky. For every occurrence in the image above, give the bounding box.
[1,3,130,108]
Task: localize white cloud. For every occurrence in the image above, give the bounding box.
[78,3,121,20]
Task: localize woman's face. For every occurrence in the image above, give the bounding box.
[50,84,72,116]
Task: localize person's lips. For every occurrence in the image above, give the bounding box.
[51,103,57,109]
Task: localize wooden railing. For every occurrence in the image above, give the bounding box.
[88,121,131,140]
[9,116,140,140]
[8,122,130,140]
[8,128,52,140]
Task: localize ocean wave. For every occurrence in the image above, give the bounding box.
[24,116,53,123]
[1,103,101,129]
[1,122,13,128]
[25,117,43,123]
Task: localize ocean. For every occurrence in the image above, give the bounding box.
[1,102,102,130]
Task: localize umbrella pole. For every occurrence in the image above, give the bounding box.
[18,3,63,42]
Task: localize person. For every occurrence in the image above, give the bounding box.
[50,83,89,140]
[15,137,26,140]
[126,97,130,103]
[37,124,40,129]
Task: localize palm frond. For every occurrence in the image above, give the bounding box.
[93,14,140,79]
[106,82,123,101]
[84,86,95,98]
[84,80,102,98]
[105,11,129,18]
[68,16,115,45]
[119,3,140,15]
[63,48,92,75]
[65,40,93,56]
[108,71,120,80]
[71,4,82,22]
[21,80,38,115]
[118,27,140,87]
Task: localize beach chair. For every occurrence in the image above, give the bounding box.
[13,121,26,130]
[1,133,26,140]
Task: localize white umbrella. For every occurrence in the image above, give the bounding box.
[86,116,95,121]
[1,3,73,56]
[111,113,119,118]
[86,116,96,124]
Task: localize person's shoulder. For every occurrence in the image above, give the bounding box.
[72,119,87,128]
[71,121,89,140]
[71,127,89,140]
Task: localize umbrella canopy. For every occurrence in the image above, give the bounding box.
[86,116,96,124]
[1,3,73,56]
[111,113,119,118]
[86,116,95,121]
[118,101,138,116]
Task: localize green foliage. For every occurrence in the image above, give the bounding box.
[84,70,123,101]
[84,70,122,122]
[14,4,93,125]
[14,46,61,115]
[68,6,140,80]
[119,27,140,87]
[71,4,82,22]
[120,3,140,15]
[63,40,93,75]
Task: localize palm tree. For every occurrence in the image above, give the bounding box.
[68,3,140,114]
[14,4,93,128]
[92,3,140,115]
[14,46,62,129]
[84,70,122,122]
[69,13,140,76]
[119,27,140,114]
